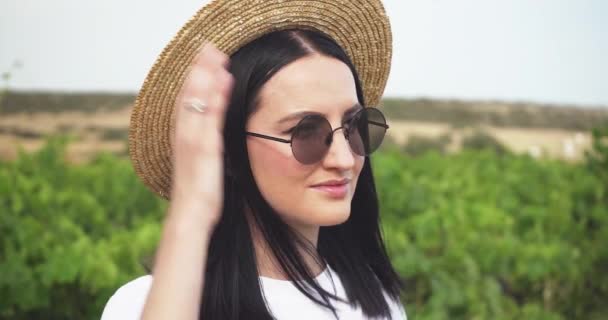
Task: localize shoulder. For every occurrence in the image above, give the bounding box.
[101,275,153,320]
[391,299,407,320]
[384,291,408,320]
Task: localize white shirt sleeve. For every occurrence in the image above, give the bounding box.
[100,275,153,320]
[387,293,408,320]
[396,301,408,320]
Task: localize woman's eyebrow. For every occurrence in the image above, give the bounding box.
[277,103,363,124]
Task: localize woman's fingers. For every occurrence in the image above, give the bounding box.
[195,42,229,66]
[170,41,234,217]
[174,42,233,147]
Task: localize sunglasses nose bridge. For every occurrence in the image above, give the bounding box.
[325,125,349,145]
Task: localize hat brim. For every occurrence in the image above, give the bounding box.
[129,0,393,200]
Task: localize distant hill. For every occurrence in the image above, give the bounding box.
[1,90,606,163]
[0,90,135,114]
[379,98,608,131]
[1,90,607,131]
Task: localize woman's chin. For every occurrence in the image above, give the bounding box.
[311,202,352,226]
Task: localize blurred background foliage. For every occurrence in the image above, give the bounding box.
[0,135,166,319]
[1,121,607,319]
[375,122,608,320]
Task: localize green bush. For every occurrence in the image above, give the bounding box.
[462,129,509,155]
[373,129,608,319]
[0,135,166,319]
[1,126,607,319]
[585,123,608,184]
[402,133,452,156]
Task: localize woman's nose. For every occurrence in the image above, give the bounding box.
[322,127,355,169]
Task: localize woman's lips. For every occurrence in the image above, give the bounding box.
[310,183,348,198]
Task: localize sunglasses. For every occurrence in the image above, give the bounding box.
[245,107,389,164]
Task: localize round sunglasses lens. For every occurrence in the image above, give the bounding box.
[292,115,331,164]
[348,108,387,156]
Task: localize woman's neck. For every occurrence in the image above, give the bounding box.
[246,209,325,280]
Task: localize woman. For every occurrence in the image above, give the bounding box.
[102,0,406,319]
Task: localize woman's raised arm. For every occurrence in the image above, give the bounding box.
[141,41,234,320]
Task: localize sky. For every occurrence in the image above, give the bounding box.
[1,0,607,107]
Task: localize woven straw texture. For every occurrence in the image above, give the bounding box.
[129,0,393,200]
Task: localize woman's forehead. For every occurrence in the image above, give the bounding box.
[256,55,358,117]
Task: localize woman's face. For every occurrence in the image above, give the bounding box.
[246,54,365,232]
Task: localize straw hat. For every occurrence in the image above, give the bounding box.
[129,0,393,200]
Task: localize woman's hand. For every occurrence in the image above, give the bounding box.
[132,42,234,320]
[170,41,234,227]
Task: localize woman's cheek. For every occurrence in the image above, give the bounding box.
[248,141,308,203]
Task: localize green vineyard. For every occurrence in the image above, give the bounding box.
[1,125,607,319]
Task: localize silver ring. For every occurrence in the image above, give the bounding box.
[184,98,208,113]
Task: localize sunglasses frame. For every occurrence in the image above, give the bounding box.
[245,107,389,164]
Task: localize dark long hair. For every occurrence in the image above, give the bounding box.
[194,28,404,319]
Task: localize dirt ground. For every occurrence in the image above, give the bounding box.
[0,105,593,164]
[0,107,131,164]
[387,120,591,162]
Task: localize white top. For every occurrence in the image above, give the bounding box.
[101,264,407,319]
